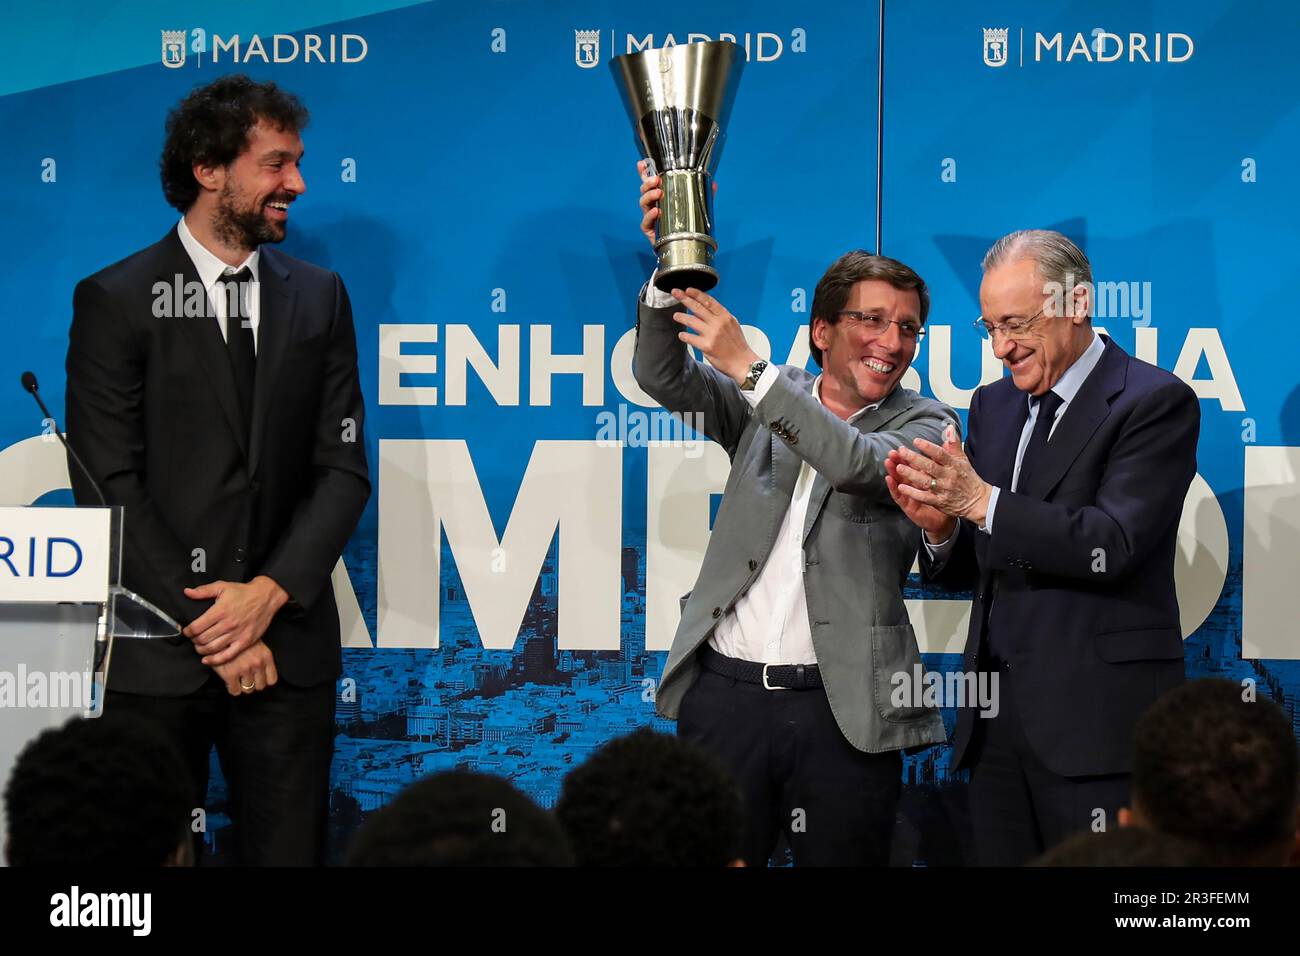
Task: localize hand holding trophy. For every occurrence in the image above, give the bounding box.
[611,40,744,293]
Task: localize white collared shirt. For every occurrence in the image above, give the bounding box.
[641,276,878,664]
[926,330,1105,561]
[177,216,262,353]
[712,366,879,665]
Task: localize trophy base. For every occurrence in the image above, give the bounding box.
[653,235,718,293]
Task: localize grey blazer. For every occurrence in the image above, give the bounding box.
[634,295,958,753]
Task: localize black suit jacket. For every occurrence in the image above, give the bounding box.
[65,226,370,696]
[921,335,1199,777]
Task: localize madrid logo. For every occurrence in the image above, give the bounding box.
[161,30,186,69]
[575,29,600,68]
[983,27,1009,67]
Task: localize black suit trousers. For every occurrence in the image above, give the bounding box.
[966,662,1130,866]
[104,672,336,866]
[678,665,902,866]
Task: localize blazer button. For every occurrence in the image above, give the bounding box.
[711,607,721,619]
[748,559,758,572]
[234,547,247,564]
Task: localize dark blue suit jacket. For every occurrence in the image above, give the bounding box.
[921,335,1199,777]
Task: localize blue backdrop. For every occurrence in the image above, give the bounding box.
[1,0,1295,864]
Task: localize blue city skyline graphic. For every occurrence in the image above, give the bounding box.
[1,0,1297,867]
[194,513,1299,865]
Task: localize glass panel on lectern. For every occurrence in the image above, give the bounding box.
[107,586,181,639]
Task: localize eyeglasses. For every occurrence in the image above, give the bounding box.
[973,306,1049,341]
[836,311,926,341]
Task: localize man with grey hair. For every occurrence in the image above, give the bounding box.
[884,229,1200,865]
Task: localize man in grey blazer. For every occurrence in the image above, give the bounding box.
[633,164,958,865]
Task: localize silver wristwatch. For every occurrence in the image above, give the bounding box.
[740,359,769,392]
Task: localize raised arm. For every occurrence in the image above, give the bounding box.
[630,162,751,454]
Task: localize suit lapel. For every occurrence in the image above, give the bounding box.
[1023,336,1128,499]
[800,385,914,543]
[802,472,831,543]
[248,246,297,477]
[162,228,249,460]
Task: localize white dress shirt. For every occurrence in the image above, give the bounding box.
[926,330,1105,561]
[177,216,262,353]
[711,365,878,664]
[642,273,880,664]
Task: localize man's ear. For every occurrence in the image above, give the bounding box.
[191,161,225,197]
[810,315,830,354]
[1122,798,1152,829]
[165,836,195,867]
[1070,281,1091,324]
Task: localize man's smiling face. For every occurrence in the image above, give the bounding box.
[813,279,920,407]
[209,119,306,248]
[980,255,1096,396]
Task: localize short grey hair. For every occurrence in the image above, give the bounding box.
[982,229,1093,317]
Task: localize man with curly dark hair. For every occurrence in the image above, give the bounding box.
[346,771,575,867]
[555,728,745,866]
[63,74,370,865]
[4,715,193,866]
[1120,678,1299,866]
[1031,827,1207,867]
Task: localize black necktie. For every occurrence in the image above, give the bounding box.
[217,266,256,438]
[1014,389,1064,496]
[986,388,1065,659]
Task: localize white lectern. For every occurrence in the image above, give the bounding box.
[0,505,180,857]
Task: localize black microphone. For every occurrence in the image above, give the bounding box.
[21,370,108,507]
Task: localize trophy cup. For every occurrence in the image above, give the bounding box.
[611,40,744,293]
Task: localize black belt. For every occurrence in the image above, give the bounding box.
[698,645,824,691]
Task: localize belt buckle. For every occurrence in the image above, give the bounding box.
[762,662,791,691]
